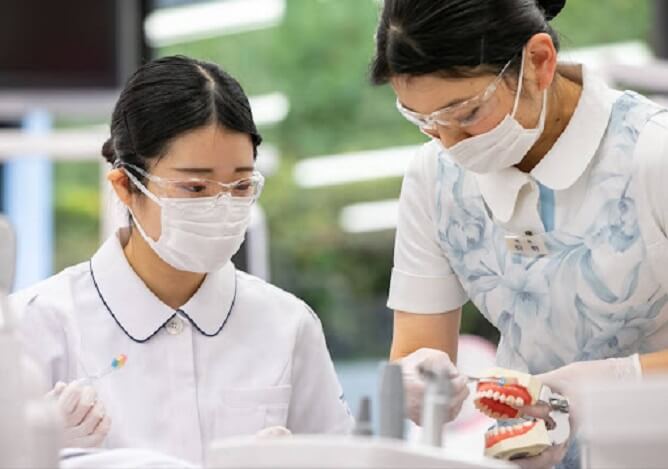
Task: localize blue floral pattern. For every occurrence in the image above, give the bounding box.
[434,92,668,376]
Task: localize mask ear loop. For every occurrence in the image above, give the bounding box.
[121,169,167,245]
[511,49,527,117]
[510,48,549,130]
[123,168,165,208]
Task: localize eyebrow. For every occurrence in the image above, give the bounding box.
[171,166,255,174]
[401,95,473,114]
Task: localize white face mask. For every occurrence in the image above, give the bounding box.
[446,50,548,174]
[125,172,251,273]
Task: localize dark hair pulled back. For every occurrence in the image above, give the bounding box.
[370,0,566,84]
[102,55,262,187]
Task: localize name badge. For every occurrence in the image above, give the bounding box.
[504,231,549,257]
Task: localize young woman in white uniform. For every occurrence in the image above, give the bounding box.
[370,0,668,467]
[12,56,353,464]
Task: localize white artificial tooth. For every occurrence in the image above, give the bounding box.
[500,427,508,434]
[499,394,507,403]
[493,391,501,401]
[506,396,516,406]
[516,397,525,407]
[486,390,494,398]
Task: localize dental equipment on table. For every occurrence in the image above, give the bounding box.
[207,362,512,469]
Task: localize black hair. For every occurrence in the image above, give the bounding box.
[102,55,262,188]
[370,0,566,84]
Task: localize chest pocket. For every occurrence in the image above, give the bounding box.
[215,385,292,439]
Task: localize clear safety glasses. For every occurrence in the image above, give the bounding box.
[395,56,516,132]
[121,163,265,204]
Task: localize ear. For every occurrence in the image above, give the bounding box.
[524,33,558,92]
[107,169,133,206]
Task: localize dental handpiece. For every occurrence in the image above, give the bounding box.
[419,364,451,447]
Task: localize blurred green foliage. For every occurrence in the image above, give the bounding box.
[54,0,650,359]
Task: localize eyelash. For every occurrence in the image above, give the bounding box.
[184,184,207,193]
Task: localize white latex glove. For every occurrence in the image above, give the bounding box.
[46,380,111,448]
[398,348,469,424]
[255,426,292,438]
[525,354,641,422]
[514,355,640,469]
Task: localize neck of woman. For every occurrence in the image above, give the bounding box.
[516,73,583,173]
[122,228,206,310]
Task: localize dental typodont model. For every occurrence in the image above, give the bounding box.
[472,367,569,461]
[472,367,542,419]
[484,418,551,460]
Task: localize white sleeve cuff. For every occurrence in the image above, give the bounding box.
[387,268,468,313]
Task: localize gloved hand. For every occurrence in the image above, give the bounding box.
[255,426,292,438]
[514,355,641,469]
[398,348,469,424]
[528,354,641,421]
[46,380,112,448]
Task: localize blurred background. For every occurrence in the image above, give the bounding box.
[1,0,668,424]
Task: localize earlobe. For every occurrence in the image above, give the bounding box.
[107,169,133,206]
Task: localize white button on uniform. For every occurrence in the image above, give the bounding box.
[165,315,185,335]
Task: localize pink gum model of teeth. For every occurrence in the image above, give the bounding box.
[484,419,551,461]
[472,367,543,420]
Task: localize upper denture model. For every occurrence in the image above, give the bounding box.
[473,367,543,419]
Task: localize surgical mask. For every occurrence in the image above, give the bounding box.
[125,172,251,273]
[446,50,548,174]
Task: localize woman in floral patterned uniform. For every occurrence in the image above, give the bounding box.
[370,0,668,467]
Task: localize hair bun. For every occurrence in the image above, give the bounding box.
[101,138,117,165]
[538,0,566,21]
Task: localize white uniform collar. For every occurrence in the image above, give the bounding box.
[473,64,616,223]
[90,229,237,342]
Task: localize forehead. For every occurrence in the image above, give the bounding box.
[157,124,254,168]
[391,73,495,115]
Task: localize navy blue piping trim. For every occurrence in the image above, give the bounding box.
[177,273,237,337]
[89,260,237,343]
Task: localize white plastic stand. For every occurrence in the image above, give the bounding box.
[579,376,668,469]
[207,435,513,469]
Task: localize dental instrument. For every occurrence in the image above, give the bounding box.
[418,363,451,447]
[378,362,405,439]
